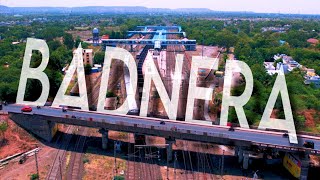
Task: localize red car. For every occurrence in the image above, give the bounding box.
[21,106,32,112]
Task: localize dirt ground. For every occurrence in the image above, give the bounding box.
[83,150,127,180]
[66,30,92,41]
[0,115,59,180]
[1,145,57,180]
[82,129,127,180]
[0,116,37,159]
[301,109,320,132]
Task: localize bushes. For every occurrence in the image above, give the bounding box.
[30,174,39,180]
[106,91,116,98]
[114,176,125,180]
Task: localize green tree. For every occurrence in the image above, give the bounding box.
[75,36,81,48]
[84,64,92,75]
[63,33,74,50]
[106,91,116,98]
[94,52,105,64]
[47,40,62,52]
[30,173,39,180]
[215,30,238,48]
[0,122,8,142]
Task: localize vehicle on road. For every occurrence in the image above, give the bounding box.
[36,106,41,109]
[283,133,289,138]
[71,115,76,118]
[127,109,139,115]
[227,122,235,131]
[21,106,32,112]
[62,107,67,112]
[0,104,2,110]
[170,126,177,131]
[303,140,314,149]
[89,105,97,111]
[160,121,165,125]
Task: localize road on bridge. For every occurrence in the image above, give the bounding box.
[3,104,320,153]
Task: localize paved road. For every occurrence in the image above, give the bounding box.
[3,104,320,153]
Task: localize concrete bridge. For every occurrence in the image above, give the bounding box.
[3,104,318,179]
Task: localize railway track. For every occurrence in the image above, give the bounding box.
[142,147,162,180]
[66,127,88,180]
[46,126,75,180]
[126,139,163,179]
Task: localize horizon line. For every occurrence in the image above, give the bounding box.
[1,5,320,16]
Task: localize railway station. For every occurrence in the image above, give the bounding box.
[0,25,316,180]
[101,26,196,51]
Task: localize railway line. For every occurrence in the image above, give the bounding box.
[46,126,75,180]
[46,126,88,180]
[125,32,201,180]
[66,127,88,180]
[126,137,163,179]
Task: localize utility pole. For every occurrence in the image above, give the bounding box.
[174,152,177,180]
[59,156,63,180]
[138,147,142,179]
[221,150,225,177]
[134,144,169,179]
[133,145,136,179]
[166,147,169,180]
[34,148,39,179]
[114,141,117,175]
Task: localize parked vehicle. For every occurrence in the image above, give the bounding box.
[283,133,289,138]
[19,154,27,164]
[21,106,32,112]
[283,153,301,179]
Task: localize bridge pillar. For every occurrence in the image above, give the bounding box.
[300,153,310,180]
[234,146,239,156]
[165,138,175,162]
[99,128,108,150]
[134,134,146,145]
[237,147,244,163]
[242,151,249,170]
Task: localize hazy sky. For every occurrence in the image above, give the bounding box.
[1,0,320,14]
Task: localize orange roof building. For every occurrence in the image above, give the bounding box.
[307,38,319,44]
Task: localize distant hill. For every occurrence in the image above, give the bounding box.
[175,8,213,12]
[0,5,214,14]
[0,5,319,18]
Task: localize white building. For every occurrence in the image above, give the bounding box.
[304,75,320,88]
[267,54,320,88]
[266,54,300,75]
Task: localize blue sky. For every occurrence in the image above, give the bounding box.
[1,0,320,14]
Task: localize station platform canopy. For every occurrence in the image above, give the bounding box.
[102,26,196,51]
[136,25,182,32]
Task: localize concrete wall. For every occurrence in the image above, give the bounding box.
[8,113,251,147]
[9,113,57,142]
